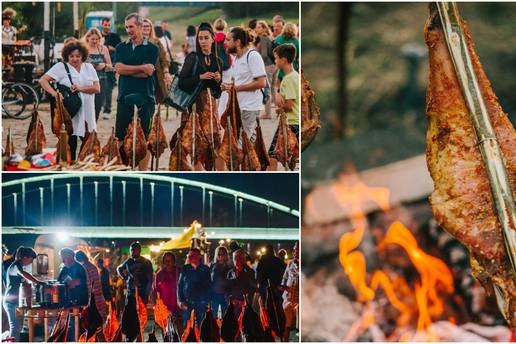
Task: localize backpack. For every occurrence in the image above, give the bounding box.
[216,34,231,71]
[246,49,271,105]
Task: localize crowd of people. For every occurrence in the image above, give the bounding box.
[2,241,299,341]
[36,12,300,170]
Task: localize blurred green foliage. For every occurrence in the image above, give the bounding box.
[302,2,516,183]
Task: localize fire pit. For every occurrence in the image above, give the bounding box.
[301,162,512,342]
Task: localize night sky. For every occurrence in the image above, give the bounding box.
[2,172,299,228]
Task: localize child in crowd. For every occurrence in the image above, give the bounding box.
[268,43,299,170]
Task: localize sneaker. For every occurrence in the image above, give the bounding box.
[103,112,110,120]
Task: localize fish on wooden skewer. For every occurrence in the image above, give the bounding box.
[301,69,321,152]
[77,131,101,162]
[240,294,264,342]
[265,279,286,340]
[55,124,71,166]
[221,81,243,140]
[273,114,299,171]
[25,106,47,156]
[52,92,73,137]
[163,313,181,342]
[425,4,516,326]
[241,130,261,171]
[254,118,271,171]
[181,107,209,169]
[169,131,192,171]
[121,295,141,342]
[148,105,168,170]
[123,114,148,169]
[101,127,123,165]
[181,309,200,342]
[220,296,239,342]
[217,117,242,171]
[4,128,15,157]
[197,89,221,171]
[200,304,220,342]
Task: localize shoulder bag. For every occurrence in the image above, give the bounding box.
[56,62,82,118]
[164,54,203,112]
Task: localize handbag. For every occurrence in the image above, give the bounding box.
[164,54,203,112]
[56,62,82,118]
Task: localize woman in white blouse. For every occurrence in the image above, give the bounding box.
[39,40,100,160]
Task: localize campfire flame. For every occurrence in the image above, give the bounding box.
[336,171,454,341]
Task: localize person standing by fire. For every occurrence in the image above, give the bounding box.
[116,242,154,304]
[227,249,257,316]
[177,248,211,326]
[75,250,107,321]
[152,252,181,316]
[3,247,42,341]
[57,248,88,306]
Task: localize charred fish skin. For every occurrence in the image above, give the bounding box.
[424,10,516,326]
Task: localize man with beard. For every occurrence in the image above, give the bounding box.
[222,27,266,143]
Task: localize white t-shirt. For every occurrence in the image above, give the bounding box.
[45,62,98,137]
[230,48,266,111]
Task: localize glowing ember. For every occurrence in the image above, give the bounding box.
[337,175,454,341]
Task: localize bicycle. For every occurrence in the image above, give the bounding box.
[2,80,39,119]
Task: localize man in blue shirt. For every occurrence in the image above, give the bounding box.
[177,248,211,326]
[114,13,159,170]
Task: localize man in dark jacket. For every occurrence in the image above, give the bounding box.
[227,249,257,316]
[256,244,286,301]
[177,248,211,326]
[97,258,112,303]
[116,242,154,304]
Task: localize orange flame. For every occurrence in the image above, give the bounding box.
[181,309,200,342]
[154,293,169,332]
[337,174,454,341]
[103,303,119,342]
[136,293,148,338]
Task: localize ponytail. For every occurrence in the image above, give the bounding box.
[230,27,255,47]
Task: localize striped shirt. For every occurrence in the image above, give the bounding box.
[81,260,107,321]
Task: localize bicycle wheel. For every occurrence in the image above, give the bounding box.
[2,82,39,119]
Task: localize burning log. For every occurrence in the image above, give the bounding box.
[101,128,123,165]
[254,118,270,171]
[273,113,299,171]
[241,130,261,171]
[220,296,239,342]
[200,304,220,342]
[301,70,321,152]
[265,280,286,340]
[148,106,168,170]
[123,114,148,169]
[25,107,47,156]
[217,118,242,171]
[52,92,73,137]
[425,4,516,326]
[77,131,101,162]
[240,294,264,342]
[181,310,200,342]
[169,131,192,171]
